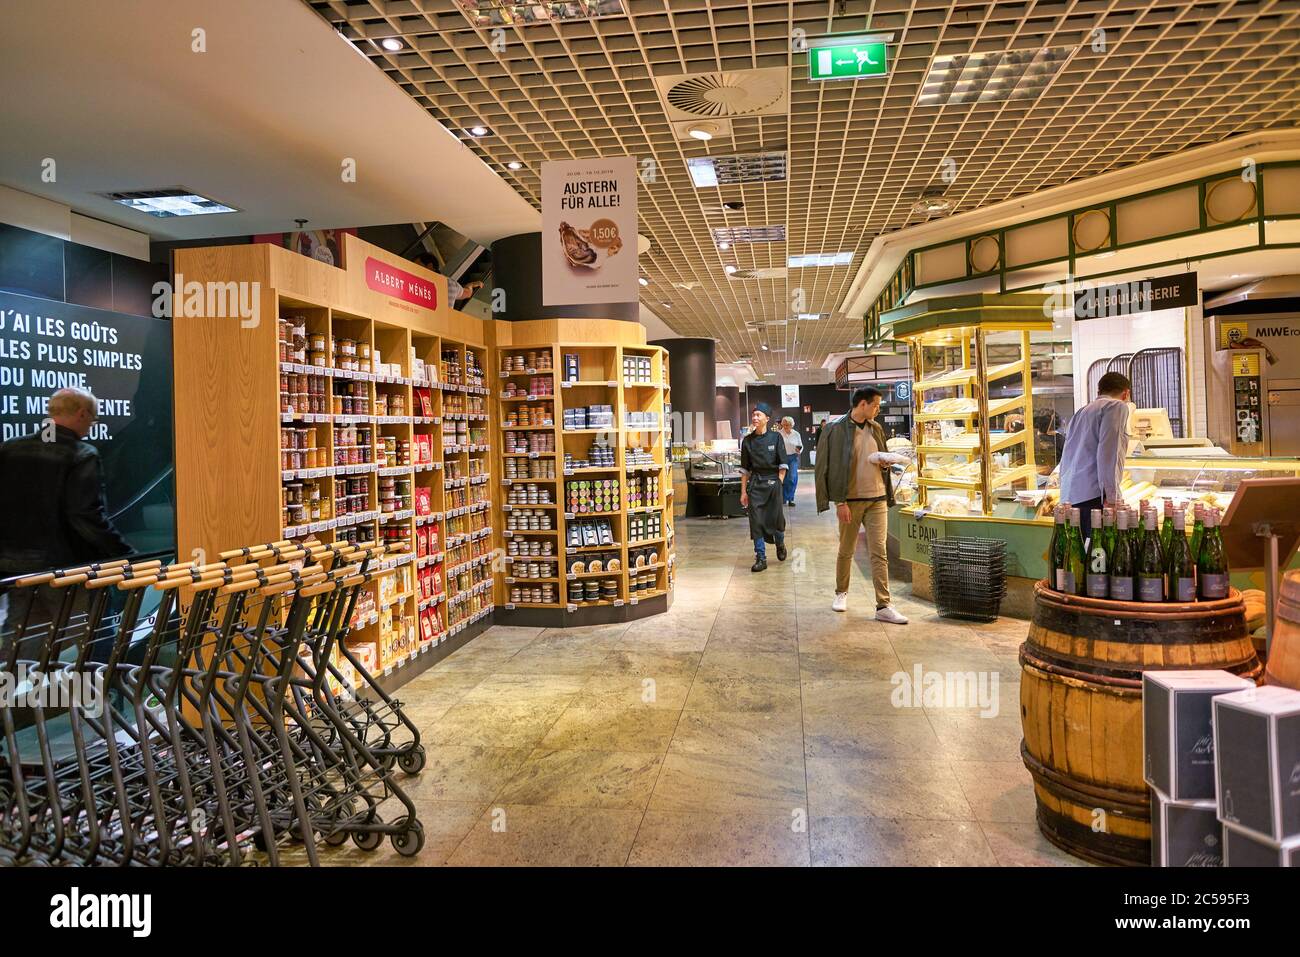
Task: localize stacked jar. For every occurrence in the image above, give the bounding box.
[507,538,554,558]
[510,584,557,605]
[512,560,557,580]
[506,508,554,531]
[333,424,372,466]
[566,479,619,514]
[507,483,552,505]
[333,380,370,416]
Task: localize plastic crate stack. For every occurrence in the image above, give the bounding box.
[929,537,1007,622]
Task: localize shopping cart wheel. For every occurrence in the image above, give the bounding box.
[322,828,349,847]
[391,822,425,858]
[397,745,426,775]
[352,829,384,851]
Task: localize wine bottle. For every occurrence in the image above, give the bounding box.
[1160,498,1175,554]
[1086,507,1108,597]
[1050,504,1068,591]
[1109,508,1136,600]
[1101,507,1116,560]
[1066,507,1087,596]
[1138,510,1165,602]
[1166,508,1196,602]
[1189,502,1206,561]
[1198,508,1230,600]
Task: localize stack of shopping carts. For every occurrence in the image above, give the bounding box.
[0,539,426,866]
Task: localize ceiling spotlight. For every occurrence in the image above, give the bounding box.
[718,241,731,250]
[723,265,737,275]
[381,37,405,52]
[638,277,648,286]
[722,201,745,211]
[686,124,716,141]
[660,301,672,308]
[468,126,491,137]
[506,161,524,170]
[760,343,769,351]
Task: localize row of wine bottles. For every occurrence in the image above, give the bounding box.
[1048,500,1229,602]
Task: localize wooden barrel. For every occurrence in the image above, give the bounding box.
[1266,571,1300,689]
[1020,581,1261,866]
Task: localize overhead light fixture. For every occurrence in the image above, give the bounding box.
[381,37,405,52]
[717,241,731,250]
[660,301,672,308]
[101,187,237,218]
[687,124,716,141]
[467,125,491,137]
[788,252,853,268]
[722,201,745,211]
[916,46,1072,107]
[794,313,827,321]
[761,343,769,351]
[506,161,524,170]
[712,225,786,245]
[638,277,648,286]
[911,187,951,216]
[723,265,738,275]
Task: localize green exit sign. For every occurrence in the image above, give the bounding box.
[808,33,892,81]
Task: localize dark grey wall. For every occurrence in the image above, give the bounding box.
[714,386,741,440]
[651,336,716,444]
[490,232,639,323]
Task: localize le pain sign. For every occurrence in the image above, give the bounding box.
[365,257,439,312]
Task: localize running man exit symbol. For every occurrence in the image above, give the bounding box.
[809,36,891,81]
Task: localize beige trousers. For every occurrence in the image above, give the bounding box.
[835,499,891,607]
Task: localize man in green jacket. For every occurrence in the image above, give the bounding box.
[814,387,909,624]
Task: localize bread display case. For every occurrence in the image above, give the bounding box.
[885,293,1054,516]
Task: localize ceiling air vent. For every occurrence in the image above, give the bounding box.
[712,225,786,245]
[728,267,789,281]
[655,67,788,140]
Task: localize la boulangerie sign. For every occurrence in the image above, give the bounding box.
[541,157,638,306]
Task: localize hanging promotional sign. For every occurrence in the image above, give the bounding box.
[780,384,800,407]
[542,157,638,306]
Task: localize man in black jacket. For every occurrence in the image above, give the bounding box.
[0,388,132,653]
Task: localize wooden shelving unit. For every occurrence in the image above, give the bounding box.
[494,338,674,620]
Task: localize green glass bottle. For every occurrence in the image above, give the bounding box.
[1109,508,1136,600]
[1198,508,1230,600]
[1160,499,1175,555]
[1049,504,1068,591]
[1101,507,1116,559]
[1138,510,1166,602]
[1066,507,1087,596]
[1189,502,1206,561]
[1166,508,1196,602]
[1086,507,1108,597]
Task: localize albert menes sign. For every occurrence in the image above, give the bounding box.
[1073,271,1198,321]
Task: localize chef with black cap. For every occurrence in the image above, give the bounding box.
[739,401,790,572]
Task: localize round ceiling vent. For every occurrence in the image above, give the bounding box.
[664,71,786,118]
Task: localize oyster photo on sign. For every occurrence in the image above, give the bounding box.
[560,222,598,267]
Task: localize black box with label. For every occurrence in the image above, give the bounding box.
[1223,822,1300,866]
[1143,670,1254,800]
[1150,788,1223,866]
[1213,685,1300,842]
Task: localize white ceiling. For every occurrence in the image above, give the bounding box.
[0,0,538,245]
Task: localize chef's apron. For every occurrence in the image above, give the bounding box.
[747,471,785,544]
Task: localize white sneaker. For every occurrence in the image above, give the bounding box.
[875,605,909,625]
[831,592,848,612]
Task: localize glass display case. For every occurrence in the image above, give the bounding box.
[885,293,1054,516]
[686,448,741,484]
[685,448,743,518]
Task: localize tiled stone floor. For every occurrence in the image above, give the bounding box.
[323,478,1084,867]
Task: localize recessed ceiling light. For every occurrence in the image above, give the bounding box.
[101,187,237,218]
[722,201,745,211]
[717,241,731,250]
[712,225,786,245]
[761,344,769,351]
[788,252,853,268]
[468,126,491,137]
[638,277,648,286]
[723,265,738,275]
[506,161,524,170]
[686,152,788,189]
[381,37,404,52]
[659,301,672,308]
[794,313,827,321]
[687,124,714,141]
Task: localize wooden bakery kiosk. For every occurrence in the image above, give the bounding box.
[173,234,672,692]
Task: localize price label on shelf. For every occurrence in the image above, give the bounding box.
[629,597,638,606]
[566,603,577,613]
[606,381,618,388]
[504,602,516,610]
[566,574,577,581]
[613,599,624,607]
[563,513,576,520]
[528,452,539,459]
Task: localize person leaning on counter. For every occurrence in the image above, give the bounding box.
[1057,371,1133,545]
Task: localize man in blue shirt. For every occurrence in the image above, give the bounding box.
[1058,372,1132,544]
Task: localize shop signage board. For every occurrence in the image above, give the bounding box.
[780,384,800,407]
[0,291,174,551]
[364,257,438,311]
[541,156,638,306]
[807,34,891,81]
[1073,271,1198,320]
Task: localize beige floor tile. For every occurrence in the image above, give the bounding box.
[429,698,573,749]
[399,745,531,803]
[979,821,1090,867]
[697,649,801,682]
[492,647,614,676]
[538,702,682,752]
[445,805,642,866]
[595,649,702,679]
[682,674,802,714]
[628,810,811,866]
[669,709,804,761]
[798,646,903,680]
[702,628,800,655]
[927,714,1026,761]
[803,711,943,760]
[810,817,997,866]
[335,801,487,867]
[648,752,807,815]
[573,672,694,710]
[495,749,664,809]
[800,677,902,717]
[458,672,589,701]
[950,760,1039,824]
[805,757,975,820]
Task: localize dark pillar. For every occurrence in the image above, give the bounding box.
[714,386,741,440]
[650,336,715,444]
[489,232,640,323]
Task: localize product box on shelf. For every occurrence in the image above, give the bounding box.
[1222,821,1300,866]
[1150,788,1223,867]
[1143,670,1255,801]
[1213,685,1300,843]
